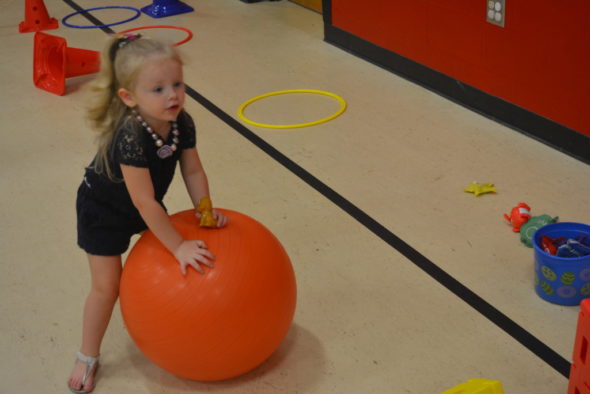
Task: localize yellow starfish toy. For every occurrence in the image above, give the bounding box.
[464,182,497,196]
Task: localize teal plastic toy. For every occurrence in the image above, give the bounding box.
[520,215,559,247]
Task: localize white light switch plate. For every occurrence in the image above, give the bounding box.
[487,0,505,27]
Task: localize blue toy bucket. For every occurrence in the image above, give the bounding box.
[533,222,590,306]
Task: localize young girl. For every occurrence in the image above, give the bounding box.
[67,34,228,393]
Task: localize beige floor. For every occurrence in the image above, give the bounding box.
[2,0,590,393]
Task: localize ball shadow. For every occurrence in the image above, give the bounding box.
[127,323,325,393]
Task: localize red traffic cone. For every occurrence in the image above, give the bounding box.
[33,32,101,96]
[19,0,59,33]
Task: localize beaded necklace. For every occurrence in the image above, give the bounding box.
[133,110,180,159]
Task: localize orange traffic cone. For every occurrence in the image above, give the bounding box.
[19,0,59,33]
[33,32,101,96]
[568,299,590,394]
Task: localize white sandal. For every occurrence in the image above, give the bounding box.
[69,351,100,394]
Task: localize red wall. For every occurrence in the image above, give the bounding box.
[332,0,590,136]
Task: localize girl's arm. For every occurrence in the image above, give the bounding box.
[121,164,215,274]
[179,147,210,207]
[180,148,228,227]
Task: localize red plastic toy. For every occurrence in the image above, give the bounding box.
[503,202,531,232]
[541,235,565,255]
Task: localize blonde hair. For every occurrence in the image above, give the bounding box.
[86,35,183,181]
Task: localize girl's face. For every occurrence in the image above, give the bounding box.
[119,56,185,133]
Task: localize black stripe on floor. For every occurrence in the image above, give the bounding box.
[63,0,572,379]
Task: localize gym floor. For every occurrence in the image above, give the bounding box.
[2,1,590,393]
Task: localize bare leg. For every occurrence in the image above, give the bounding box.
[68,254,122,392]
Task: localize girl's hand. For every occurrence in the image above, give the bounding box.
[195,209,228,228]
[173,240,215,275]
[212,209,228,228]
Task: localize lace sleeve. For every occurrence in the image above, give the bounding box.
[113,123,149,168]
[179,111,197,150]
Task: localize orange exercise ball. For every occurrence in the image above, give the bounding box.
[119,209,297,381]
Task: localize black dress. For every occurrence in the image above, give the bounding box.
[76,110,196,256]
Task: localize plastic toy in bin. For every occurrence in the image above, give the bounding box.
[557,236,590,258]
[541,235,565,255]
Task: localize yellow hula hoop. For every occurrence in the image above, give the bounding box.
[237,89,347,129]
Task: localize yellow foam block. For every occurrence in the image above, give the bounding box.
[441,379,505,394]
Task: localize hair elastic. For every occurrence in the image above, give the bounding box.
[109,33,142,62]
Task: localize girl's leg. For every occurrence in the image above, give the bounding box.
[68,254,122,392]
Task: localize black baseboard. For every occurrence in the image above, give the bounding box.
[324,24,590,165]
